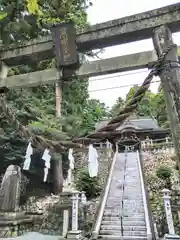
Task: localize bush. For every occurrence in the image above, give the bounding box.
[156,166,172,180]
[75,168,102,199]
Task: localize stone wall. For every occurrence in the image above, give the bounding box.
[0,195,64,237]
[142,149,180,236]
[0,147,113,238]
[74,147,114,236]
[74,147,113,187]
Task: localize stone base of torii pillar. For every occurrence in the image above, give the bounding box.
[164,234,180,240]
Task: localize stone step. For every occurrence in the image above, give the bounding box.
[123,189,142,192]
[108,191,142,194]
[104,210,145,216]
[99,236,147,240]
[123,187,142,190]
[97,235,147,240]
[99,230,147,236]
[107,196,143,200]
[106,201,143,204]
[104,210,145,215]
[103,216,145,221]
[100,225,147,231]
[121,208,145,212]
[101,220,146,226]
[123,197,143,200]
[106,199,143,202]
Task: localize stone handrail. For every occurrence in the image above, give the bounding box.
[137,150,154,240]
[91,151,117,239]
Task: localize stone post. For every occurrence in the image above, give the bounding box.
[62,209,69,237]
[79,191,87,230]
[141,141,146,150]
[162,189,180,239]
[63,169,75,192]
[67,191,82,239]
[146,136,150,149]
[81,191,87,205]
[72,191,79,231]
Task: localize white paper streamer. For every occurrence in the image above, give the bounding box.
[88,144,98,177]
[42,148,51,182]
[23,142,33,170]
[68,148,74,170]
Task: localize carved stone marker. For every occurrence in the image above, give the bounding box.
[0,165,21,212]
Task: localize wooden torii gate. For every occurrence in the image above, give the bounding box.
[0,3,180,179]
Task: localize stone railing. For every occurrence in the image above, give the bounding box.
[138,150,155,240]
[91,151,117,239]
[141,137,174,155]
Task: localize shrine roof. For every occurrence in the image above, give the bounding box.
[95,117,162,131]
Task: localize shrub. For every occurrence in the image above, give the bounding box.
[156,166,172,180]
[75,168,102,199]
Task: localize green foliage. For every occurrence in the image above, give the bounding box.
[75,168,102,199]
[109,97,124,117]
[151,88,169,128]
[0,0,110,175]
[110,84,168,128]
[82,99,109,135]
[156,166,172,180]
[126,85,156,117]
[0,0,91,47]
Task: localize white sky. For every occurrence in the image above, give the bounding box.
[86,0,180,107]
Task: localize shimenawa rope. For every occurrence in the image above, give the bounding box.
[0,44,176,152]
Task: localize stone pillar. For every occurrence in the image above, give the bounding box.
[164,234,180,240]
[162,189,179,239]
[115,142,118,152]
[60,191,72,237]
[141,141,146,150]
[80,191,87,230]
[81,191,87,205]
[63,168,75,192]
[67,191,82,239]
[72,191,79,231]
[62,209,69,237]
[146,136,150,149]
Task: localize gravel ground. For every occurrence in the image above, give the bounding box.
[0,232,64,240]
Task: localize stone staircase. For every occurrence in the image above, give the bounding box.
[96,151,151,240]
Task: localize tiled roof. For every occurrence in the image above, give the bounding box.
[95,117,161,131]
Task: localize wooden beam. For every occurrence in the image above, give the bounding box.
[2,47,180,88]
[1,3,180,66]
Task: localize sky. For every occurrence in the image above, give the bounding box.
[86,0,180,107]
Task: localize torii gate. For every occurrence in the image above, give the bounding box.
[0,3,180,170]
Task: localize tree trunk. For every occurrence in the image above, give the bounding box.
[51,80,64,194]
[52,154,63,194]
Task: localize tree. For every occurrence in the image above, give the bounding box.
[151,89,169,128]
[0,0,91,46]
[110,85,169,128]
[0,0,96,195]
[82,99,109,135]
[110,97,124,117]
[125,85,156,117]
